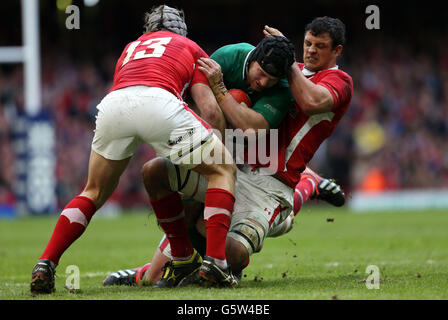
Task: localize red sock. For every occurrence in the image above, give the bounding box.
[150,192,193,259]
[204,188,235,261]
[40,196,96,265]
[293,176,316,214]
[135,263,152,286]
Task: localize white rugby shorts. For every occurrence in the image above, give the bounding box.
[231,165,294,234]
[166,161,294,253]
[92,86,217,168]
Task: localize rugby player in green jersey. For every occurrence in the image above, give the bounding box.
[199,36,296,134]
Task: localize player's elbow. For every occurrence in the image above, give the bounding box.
[302,87,334,115]
[239,116,270,133]
[300,100,321,115]
[300,97,333,116]
[201,104,225,131]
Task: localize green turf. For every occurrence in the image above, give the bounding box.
[1,206,447,300]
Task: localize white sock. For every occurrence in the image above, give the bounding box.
[213,258,228,270]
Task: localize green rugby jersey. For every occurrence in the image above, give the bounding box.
[210,43,295,129]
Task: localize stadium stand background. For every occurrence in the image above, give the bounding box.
[1,0,447,212]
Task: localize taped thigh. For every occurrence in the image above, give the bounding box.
[227,219,266,256]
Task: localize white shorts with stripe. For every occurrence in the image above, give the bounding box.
[92,85,217,168]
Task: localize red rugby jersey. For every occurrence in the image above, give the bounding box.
[274,63,354,188]
[109,31,209,99]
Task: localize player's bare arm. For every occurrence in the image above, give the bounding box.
[190,82,227,137]
[288,63,334,115]
[264,25,340,115]
[198,57,270,132]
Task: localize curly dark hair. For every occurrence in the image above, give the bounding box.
[305,16,346,48]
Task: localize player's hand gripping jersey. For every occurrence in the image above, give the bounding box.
[110,31,209,100]
[274,63,354,187]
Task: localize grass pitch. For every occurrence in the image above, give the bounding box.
[1,206,447,300]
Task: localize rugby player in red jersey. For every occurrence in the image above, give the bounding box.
[263,18,353,213]
[189,17,353,274]
[30,5,239,294]
[103,17,352,286]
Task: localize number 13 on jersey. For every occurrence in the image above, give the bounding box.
[122,37,172,66]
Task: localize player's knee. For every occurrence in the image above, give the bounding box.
[141,157,170,198]
[195,161,236,186]
[229,162,237,177]
[219,162,237,180]
[141,157,166,185]
[209,140,237,177]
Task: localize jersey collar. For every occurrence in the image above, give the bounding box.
[242,48,255,80]
[302,65,339,78]
[243,49,255,93]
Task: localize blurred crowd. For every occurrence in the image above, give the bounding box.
[1,33,447,211]
[0,53,156,210]
[341,37,448,193]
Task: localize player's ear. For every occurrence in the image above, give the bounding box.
[333,45,343,57]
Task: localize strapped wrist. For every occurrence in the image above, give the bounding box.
[211,81,229,104]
